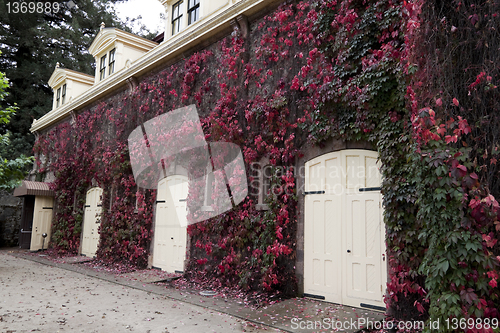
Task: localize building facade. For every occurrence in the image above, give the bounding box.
[27,0,390,312]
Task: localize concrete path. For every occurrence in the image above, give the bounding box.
[1,249,385,332]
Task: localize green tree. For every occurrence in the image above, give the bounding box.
[0,61,33,189]
[0,0,154,159]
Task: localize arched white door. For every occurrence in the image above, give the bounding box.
[304,150,386,310]
[81,187,103,257]
[153,175,188,273]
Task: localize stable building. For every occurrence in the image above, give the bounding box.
[25,0,388,312]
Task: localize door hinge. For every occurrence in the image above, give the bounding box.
[303,293,326,300]
[303,191,325,195]
[359,187,381,192]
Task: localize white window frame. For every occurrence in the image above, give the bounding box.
[201,165,214,212]
[171,0,183,36]
[187,0,200,25]
[108,48,115,76]
[99,54,107,80]
[61,83,66,105]
[56,87,61,107]
[169,0,201,36]
[134,186,142,214]
[251,157,271,211]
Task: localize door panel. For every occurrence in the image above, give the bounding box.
[304,150,386,309]
[304,155,342,302]
[30,196,53,251]
[365,156,381,188]
[81,187,103,257]
[153,175,188,273]
[346,155,363,189]
[344,192,384,306]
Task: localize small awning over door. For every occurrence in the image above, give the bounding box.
[13,181,55,197]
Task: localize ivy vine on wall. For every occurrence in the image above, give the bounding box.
[33,0,500,327]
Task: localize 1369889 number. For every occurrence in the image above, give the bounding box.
[445,317,499,330]
[6,2,60,14]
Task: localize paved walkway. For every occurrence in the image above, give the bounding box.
[1,249,384,332]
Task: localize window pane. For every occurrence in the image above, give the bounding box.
[172,1,183,35]
[188,0,199,25]
[263,165,272,196]
[172,20,179,34]
[108,49,115,75]
[173,1,182,17]
[100,55,106,69]
[250,163,261,197]
[100,54,106,80]
[61,84,66,104]
[204,172,214,206]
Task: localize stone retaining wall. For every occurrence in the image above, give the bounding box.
[0,190,21,247]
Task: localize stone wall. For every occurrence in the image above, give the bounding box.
[0,190,22,247]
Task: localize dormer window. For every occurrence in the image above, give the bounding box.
[171,0,201,36]
[172,1,183,35]
[108,49,116,75]
[48,63,94,111]
[99,49,117,81]
[88,26,157,85]
[99,54,107,80]
[188,0,200,25]
[56,87,61,107]
[61,84,67,105]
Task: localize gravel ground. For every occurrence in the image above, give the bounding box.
[0,251,279,333]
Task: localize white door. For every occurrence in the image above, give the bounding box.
[153,175,188,273]
[304,154,343,303]
[304,150,386,309]
[344,192,386,308]
[30,196,54,251]
[81,187,103,257]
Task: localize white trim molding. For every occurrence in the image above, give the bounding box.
[31,0,279,133]
[48,67,94,89]
[88,27,158,57]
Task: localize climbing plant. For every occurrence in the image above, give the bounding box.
[33,0,500,326]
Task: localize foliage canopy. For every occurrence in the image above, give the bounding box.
[0,59,33,189]
[0,0,150,158]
